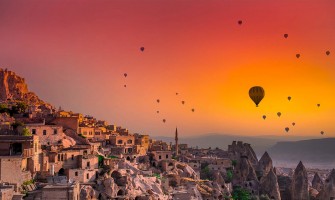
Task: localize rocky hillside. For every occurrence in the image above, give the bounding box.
[0,68,53,110]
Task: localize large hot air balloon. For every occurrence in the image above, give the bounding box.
[262,115,266,120]
[238,20,243,25]
[124,73,127,78]
[292,122,295,126]
[249,86,265,107]
[277,112,281,117]
[296,54,301,58]
[285,127,289,132]
[326,51,330,56]
[288,96,292,101]
[284,34,288,38]
[140,47,145,52]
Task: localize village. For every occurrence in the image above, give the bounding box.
[0,69,334,200]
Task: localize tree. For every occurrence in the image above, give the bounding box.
[232,187,250,200]
[226,170,233,183]
[232,160,237,167]
[22,128,32,136]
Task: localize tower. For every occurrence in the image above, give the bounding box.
[175,127,179,156]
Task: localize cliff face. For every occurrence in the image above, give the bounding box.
[0,68,51,107]
[291,161,309,200]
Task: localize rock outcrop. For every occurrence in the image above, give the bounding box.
[311,172,323,191]
[291,161,309,200]
[317,169,335,200]
[258,152,273,177]
[260,168,281,200]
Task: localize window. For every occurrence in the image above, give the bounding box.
[83,131,87,135]
[127,139,132,144]
[166,154,169,159]
[159,155,162,159]
[87,162,90,168]
[58,154,61,161]
[75,172,78,176]
[71,155,74,160]
[86,173,89,179]
[32,129,36,135]
[43,130,47,135]
[53,129,57,134]
[117,140,123,144]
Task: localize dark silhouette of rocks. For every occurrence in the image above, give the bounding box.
[316,169,335,200]
[260,167,281,200]
[258,151,273,177]
[291,161,309,200]
[311,172,323,191]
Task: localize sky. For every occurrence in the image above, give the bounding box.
[0,0,335,138]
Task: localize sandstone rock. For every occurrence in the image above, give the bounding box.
[80,185,97,200]
[311,172,323,191]
[291,161,309,200]
[260,168,281,200]
[258,152,273,177]
[316,169,335,200]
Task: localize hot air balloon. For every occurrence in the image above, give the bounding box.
[262,115,266,120]
[321,131,324,135]
[277,112,281,117]
[284,34,288,38]
[157,111,159,114]
[157,99,160,103]
[191,108,195,112]
[124,84,127,88]
[238,20,243,25]
[124,73,127,78]
[162,119,166,123]
[176,92,179,95]
[288,96,292,101]
[140,47,145,52]
[249,86,265,107]
[326,51,330,56]
[181,101,185,105]
[292,122,295,126]
[317,104,320,107]
[285,127,290,132]
[296,54,300,58]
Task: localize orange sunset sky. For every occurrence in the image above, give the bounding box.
[0,0,335,138]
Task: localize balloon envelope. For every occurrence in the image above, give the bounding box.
[238,20,243,25]
[163,119,166,123]
[181,101,185,105]
[317,104,320,107]
[284,34,288,38]
[288,96,291,101]
[296,54,300,58]
[321,131,324,135]
[140,47,145,51]
[292,122,295,126]
[262,115,266,120]
[326,51,330,56]
[191,108,195,112]
[277,112,281,117]
[285,127,289,132]
[124,73,127,77]
[249,86,265,107]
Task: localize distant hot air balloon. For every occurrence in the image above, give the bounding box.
[157,99,160,103]
[181,101,185,105]
[321,131,324,135]
[124,84,127,88]
[277,112,281,117]
[326,51,330,56]
[284,34,288,38]
[124,73,127,78]
[288,96,292,101]
[317,104,320,107]
[296,54,301,58]
[238,20,243,25]
[157,111,159,114]
[191,108,195,112]
[162,119,166,123]
[176,92,179,95]
[263,115,266,120]
[140,47,145,52]
[292,122,295,126]
[249,86,265,107]
[285,127,290,132]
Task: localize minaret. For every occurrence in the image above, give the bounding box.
[175,127,179,156]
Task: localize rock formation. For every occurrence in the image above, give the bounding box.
[260,168,281,200]
[258,152,273,177]
[317,169,335,200]
[291,161,309,200]
[311,172,323,191]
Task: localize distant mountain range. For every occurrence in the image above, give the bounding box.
[153,134,335,169]
[268,138,335,169]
